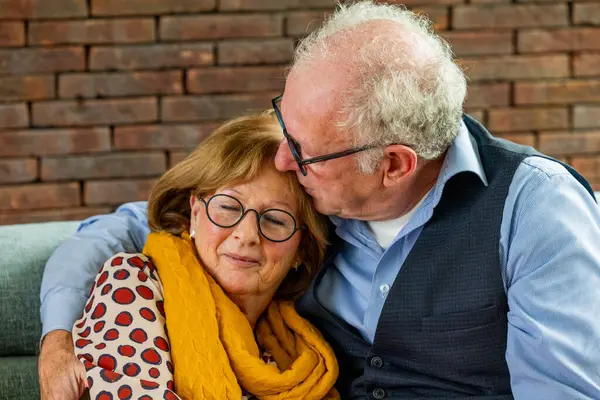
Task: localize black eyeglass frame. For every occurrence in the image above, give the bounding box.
[199,194,306,243]
[272,95,378,176]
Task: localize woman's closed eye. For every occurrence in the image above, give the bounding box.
[263,214,287,227]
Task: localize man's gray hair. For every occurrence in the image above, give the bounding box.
[292,1,467,173]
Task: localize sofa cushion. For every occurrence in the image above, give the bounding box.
[0,356,40,399]
[0,221,78,357]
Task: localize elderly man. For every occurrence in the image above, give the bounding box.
[39,1,600,399]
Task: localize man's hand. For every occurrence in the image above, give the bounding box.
[38,330,87,400]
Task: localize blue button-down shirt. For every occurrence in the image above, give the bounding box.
[40,125,600,398]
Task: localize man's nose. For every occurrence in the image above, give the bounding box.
[231,211,261,244]
[274,139,299,173]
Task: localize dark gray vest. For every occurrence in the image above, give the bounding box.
[296,115,594,399]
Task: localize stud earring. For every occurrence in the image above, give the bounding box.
[190,229,196,239]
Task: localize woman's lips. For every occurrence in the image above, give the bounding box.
[223,253,260,267]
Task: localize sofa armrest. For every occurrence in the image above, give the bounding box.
[0,221,79,357]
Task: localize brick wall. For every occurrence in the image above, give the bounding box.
[0,0,599,225]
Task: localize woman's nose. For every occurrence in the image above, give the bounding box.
[231,211,261,244]
[274,139,299,173]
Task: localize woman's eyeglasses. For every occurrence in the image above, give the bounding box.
[199,194,305,242]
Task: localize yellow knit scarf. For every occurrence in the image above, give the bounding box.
[143,231,340,400]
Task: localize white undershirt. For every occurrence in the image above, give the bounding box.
[367,190,431,250]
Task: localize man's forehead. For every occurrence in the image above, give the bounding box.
[281,66,351,149]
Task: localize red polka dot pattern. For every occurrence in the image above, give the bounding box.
[139,308,156,322]
[73,253,177,398]
[96,271,109,288]
[91,303,107,320]
[103,328,120,341]
[98,354,117,371]
[115,311,133,327]
[94,321,106,333]
[141,348,162,365]
[117,385,132,400]
[112,288,135,305]
[101,283,113,296]
[129,328,148,344]
[117,345,136,357]
[110,256,123,267]
[154,337,169,352]
[113,269,130,280]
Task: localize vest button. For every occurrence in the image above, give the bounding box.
[373,388,386,399]
[370,356,383,368]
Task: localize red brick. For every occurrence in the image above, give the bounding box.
[571,156,600,179]
[574,3,600,25]
[286,11,331,36]
[0,158,37,184]
[29,19,155,45]
[41,152,166,181]
[411,7,449,31]
[574,105,600,129]
[453,4,567,29]
[387,0,463,4]
[218,39,293,66]
[90,44,213,71]
[92,0,214,16]
[0,206,111,225]
[160,14,282,41]
[469,0,511,3]
[219,0,289,11]
[460,55,569,82]
[169,150,193,167]
[0,76,55,101]
[114,123,219,150]
[0,47,84,75]
[32,98,157,127]
[515,80,600,105]
[59,71,182,98]
[464,83,510,108]
[442,31,513,56]
[187,67,285,94]
[219,0,335,11]
[161,93,275,122]
[496,133,537,147]
[0,128,110,157]
[538,131,600,156]
[519,28,600,53]
[84,179,156,206]
[574,53,600,77]
[0,0,87,19]
[0,22,24,46]
[488,107,569,132]
[0,183,80,211]
[288,0,337,8]
[0,104,28,129]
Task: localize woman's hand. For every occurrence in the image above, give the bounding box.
[38,330,87,400]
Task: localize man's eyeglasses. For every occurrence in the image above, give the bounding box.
[272,95,378,176]
[199,194,306,242]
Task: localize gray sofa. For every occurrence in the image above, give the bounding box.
[0,221,79,400]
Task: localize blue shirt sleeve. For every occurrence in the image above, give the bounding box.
[39,201,150,339]
[501,157,600,398]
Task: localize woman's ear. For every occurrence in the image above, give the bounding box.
[189,194,201,229]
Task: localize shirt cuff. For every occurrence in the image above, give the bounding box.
[40,287,88,342]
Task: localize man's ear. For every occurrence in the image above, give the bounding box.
[380,145,418,188]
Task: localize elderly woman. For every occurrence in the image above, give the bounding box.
[72,111,338,400]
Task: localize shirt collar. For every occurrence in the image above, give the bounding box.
[329,120,488,228]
